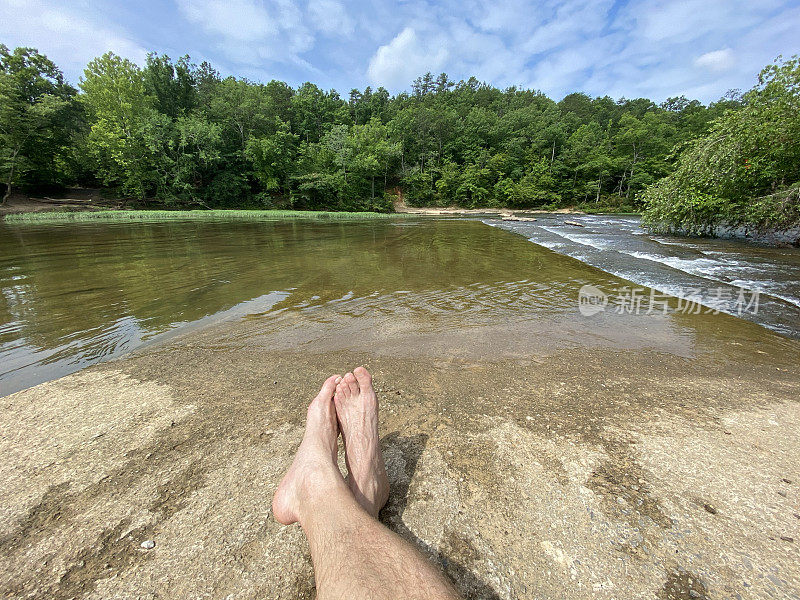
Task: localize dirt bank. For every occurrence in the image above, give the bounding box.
[0,189,120,217]
[1,309,799,599]
[390,188,584,217]
[393,201,582,217]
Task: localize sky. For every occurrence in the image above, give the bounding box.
[1,0,799,103]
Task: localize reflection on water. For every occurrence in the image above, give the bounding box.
[1,218,797,396]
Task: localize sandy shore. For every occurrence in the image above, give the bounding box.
[1,306,799,599]
[393,205,582,216]
[0,190,118,217]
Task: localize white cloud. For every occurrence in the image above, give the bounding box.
[473,0,538,33]
[526,40,612,95]
[178,0,315,64]
[0,0,147,84]
[2,0,798,101]
[307,0,354,36]
[364,0,618,95]
[694,48,735,72]
[367,27,448,89]
[522,0,613,54]
[179,0,276,42]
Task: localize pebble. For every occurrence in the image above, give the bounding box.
[767,574,783,586]
[777,490,787,498]
[689,591,701,598]
[780,536,794,543]
[140,540,156,550]
[782,478,793,484]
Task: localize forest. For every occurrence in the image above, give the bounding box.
[1,44,798,232]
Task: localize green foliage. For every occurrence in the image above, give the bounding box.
[144,53,197,118]
[642,56,800,234]
[5,43,780,222]
[0,45,79,202]
[80,52,161,198]
[245,119,297,194]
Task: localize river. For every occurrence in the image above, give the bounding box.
[490,214,800,338]
[1,216,798,396]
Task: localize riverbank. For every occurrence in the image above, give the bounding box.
[0,189,120,217]
[2,286,799,599]
[3,209,419,224]
[393,205,580,217]
[392,201,639,218]
[0,190,420,223]
[1,189,639,222]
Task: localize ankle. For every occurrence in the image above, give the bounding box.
[297,464,350,523]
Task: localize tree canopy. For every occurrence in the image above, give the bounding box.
[0,45,81,202]
[642,57,800,234]
[3,44,796,233]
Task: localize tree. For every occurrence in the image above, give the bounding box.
[563,122,611,201]
[2,44,764,216]
[0,45,78,203]
[614,113,673,199]
[348,117,400,203]
[291,83,348,143]
[246,119,298,196]
[170,115,222,205]
[642,56,800,234]
[144,53,197,118]
[80,52,165,199]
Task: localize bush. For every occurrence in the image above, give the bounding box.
[642,56,800,234]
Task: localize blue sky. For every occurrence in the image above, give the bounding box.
[2,0,799,102]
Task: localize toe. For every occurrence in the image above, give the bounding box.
[324,374,341,393]
[336,382,347,400]
[353,366,373,391]
[343,372,359,396]
[314,375,339,403]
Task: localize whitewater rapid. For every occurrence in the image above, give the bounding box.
[488,214,800,339]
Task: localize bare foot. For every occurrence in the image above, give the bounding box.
[333,367,389,518]
[272,375,347,525]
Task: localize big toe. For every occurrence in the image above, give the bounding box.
[307,375,340,427]
[314,375,340,402]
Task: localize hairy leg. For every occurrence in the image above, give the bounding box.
[272,373,460,600]
[302,477,460,600]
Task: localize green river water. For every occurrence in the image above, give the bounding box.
[1,218,797,396]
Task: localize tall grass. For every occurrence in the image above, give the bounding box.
[3,209,422,224]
